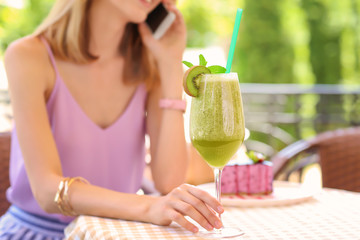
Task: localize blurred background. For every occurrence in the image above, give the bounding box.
[0,0,360,185]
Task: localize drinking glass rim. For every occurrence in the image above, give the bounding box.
[202,72,239,81]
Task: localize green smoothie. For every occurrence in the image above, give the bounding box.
[190,73,245,168]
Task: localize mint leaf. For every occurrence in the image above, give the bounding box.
[208,65,226,74]
[199,54,207,66]
[182,61,193,68]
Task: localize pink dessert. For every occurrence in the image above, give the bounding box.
[221,153,273,195]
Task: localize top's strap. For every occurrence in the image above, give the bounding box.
[40,36,60,77]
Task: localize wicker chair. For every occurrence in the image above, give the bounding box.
[0,132,11,215]
[271,127,360,192]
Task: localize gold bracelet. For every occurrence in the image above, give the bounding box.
[63,177,89,216]
[54,177,89,216]
[54,177,71,215]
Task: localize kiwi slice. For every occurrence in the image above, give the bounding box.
[183,66,211,97]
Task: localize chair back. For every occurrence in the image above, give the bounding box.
[272,127,360,192]
[311,128,360,192]
[0,132,11,215]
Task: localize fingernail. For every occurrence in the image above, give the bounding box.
[206,224,213,231]
[192,227,199,233]
[215,220,222,229]
[217,206,224,213]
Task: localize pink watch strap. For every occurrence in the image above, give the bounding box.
[159,99,186,112]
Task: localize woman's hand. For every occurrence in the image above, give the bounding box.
[138,1,186,98]
[147,184,224,233]
[138,1,186,66]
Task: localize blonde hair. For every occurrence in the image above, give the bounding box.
[33,0,158,89]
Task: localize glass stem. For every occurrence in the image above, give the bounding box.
[214,167,223,222]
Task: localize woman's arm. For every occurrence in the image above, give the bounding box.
[145,70,188,194]
[139,2,188,194]
[5,37,64,211]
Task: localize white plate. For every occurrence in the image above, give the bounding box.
[197,181,315,207]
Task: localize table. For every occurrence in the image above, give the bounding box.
[65,182,360,239]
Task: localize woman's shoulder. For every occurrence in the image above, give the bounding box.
[5,36,49,66]
[4,35,53,87]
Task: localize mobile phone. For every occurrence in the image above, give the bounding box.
[145,3,176,40]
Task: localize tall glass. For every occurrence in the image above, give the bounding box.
[190,73,245,238]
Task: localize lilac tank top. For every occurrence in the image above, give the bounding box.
[6,38,147,222]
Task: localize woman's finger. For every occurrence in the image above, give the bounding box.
[138,23,156,47]
[172,201,214,231]
[162,0,176,7]
[180,184,224,214]
[173,188,222,229]
[166,4,184,26]
[167,209,199,233]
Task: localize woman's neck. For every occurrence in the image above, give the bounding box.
[88,1,128,61]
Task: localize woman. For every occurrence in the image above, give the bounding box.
[0,0,223,238]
